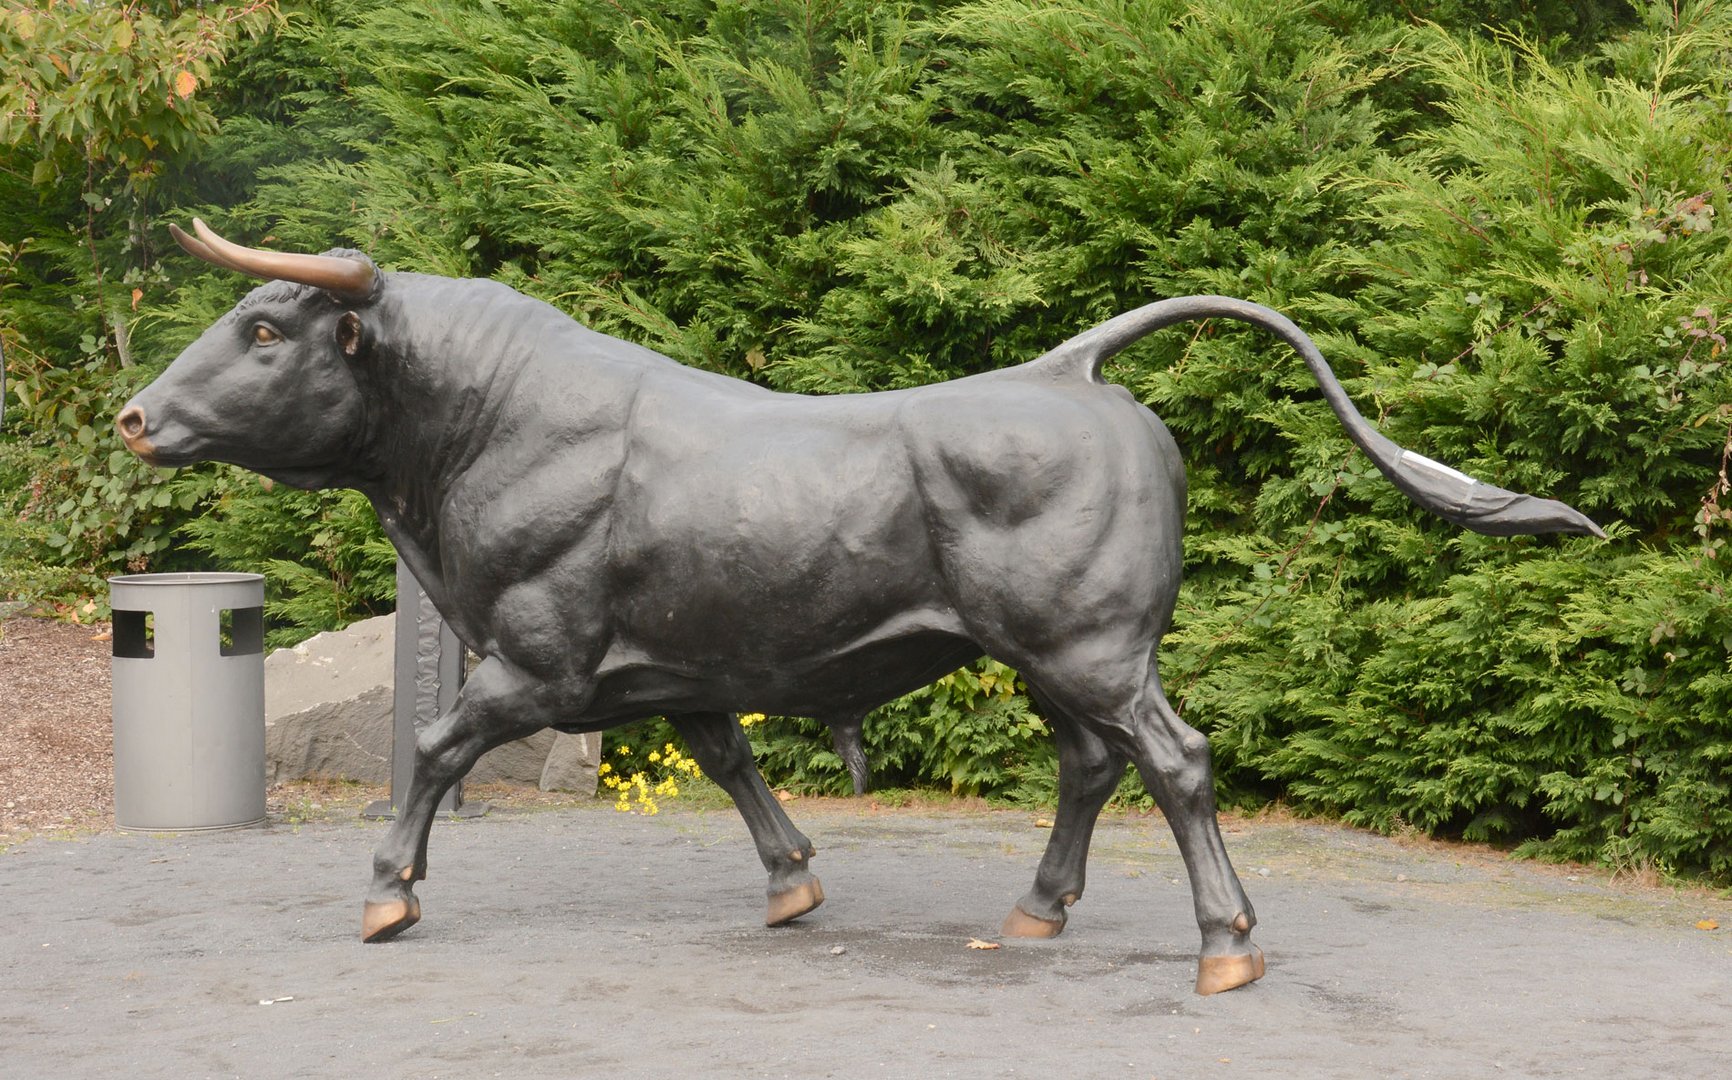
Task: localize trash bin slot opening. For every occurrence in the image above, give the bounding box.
[113,609,154,659]
[220,607,263,657]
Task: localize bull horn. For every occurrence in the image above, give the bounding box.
[178,218,376,301]
[168,222,251,275]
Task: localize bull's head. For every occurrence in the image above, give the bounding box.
[116,220,380,488]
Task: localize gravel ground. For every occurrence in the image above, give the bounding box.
[0,616,116,834]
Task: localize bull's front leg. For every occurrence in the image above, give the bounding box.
[362,656,565,942]
[670,713,825,926]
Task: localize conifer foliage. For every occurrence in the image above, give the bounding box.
[2,1,1727,878]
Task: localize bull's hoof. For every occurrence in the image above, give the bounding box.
[1194,944,1265,996]
[361,894,421,943]
[1001,904,1066,939]
[766,878,824,926]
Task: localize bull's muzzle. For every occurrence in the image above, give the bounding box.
[116,404,155,459]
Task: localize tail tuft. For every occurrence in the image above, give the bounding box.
[1385,447,1602,537]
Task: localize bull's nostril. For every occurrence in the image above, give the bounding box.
[117,405,146,441]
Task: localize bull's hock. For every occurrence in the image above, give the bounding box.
[264,615,599,794]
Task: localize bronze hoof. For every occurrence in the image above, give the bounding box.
[1000,904,1065,939]
[1194,944,1265,995]
[766,878,825,926]
[361,895,421,943]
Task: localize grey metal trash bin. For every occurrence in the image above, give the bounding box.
[109,573,267,831]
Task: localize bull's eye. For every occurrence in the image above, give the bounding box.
[253,324,281,346]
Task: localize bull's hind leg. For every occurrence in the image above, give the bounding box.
[363,657,556,942]
[1120,669,1261,994]
[1028,660,1261,995]
[1002,714,1128,938]
[669,713,825,926]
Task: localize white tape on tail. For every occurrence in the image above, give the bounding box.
[1400,450,1476,487]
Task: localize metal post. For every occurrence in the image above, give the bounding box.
[363,560,486,820]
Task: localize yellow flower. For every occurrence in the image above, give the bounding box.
[616,745,631,757]
[738,712,766,727]
[597,762,611,775]
[648,751,662,764]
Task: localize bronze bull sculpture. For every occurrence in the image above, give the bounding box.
[118,220,1601,995]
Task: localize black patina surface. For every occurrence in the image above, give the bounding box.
[117,221,1599,994]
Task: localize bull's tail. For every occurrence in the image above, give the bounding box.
[1031,295,1604,538]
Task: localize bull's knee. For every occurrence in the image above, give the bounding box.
[1179,730,1211,771]
[412,723,461,768]
[1140,731,1214,804]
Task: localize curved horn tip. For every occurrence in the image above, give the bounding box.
[184,218,378,300]
[169,221,239,271]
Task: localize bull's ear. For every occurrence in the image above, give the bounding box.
[336,311,365,359]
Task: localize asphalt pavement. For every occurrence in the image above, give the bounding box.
[2,801,1727,1078]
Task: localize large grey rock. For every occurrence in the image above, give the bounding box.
[264,615,395,786]
[539,731,602,793]
[466,728,555,785]
[264,615,598,794]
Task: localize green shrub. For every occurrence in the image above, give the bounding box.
[1162,5,1732,878]
[178,471,397,648]
[5,0,1729,880]
[0,2,277,599]
[744,661,1057,799]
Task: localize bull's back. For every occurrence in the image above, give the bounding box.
[606,380,956,672]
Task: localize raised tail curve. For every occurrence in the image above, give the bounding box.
[1029,295,1604,539]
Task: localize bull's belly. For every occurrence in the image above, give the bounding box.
[577,620,981,725]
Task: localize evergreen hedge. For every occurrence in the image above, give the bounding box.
[2,0,1727,879]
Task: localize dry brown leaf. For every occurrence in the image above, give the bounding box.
[1033,818,1054,828]
[965,938,1001,950]
[775,789,795,803]
[1696,919,1719,931]
[174,70,197,99]
[89,630,112,643]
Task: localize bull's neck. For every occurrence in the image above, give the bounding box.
[351,276,559,568]
[344,274,649,603]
